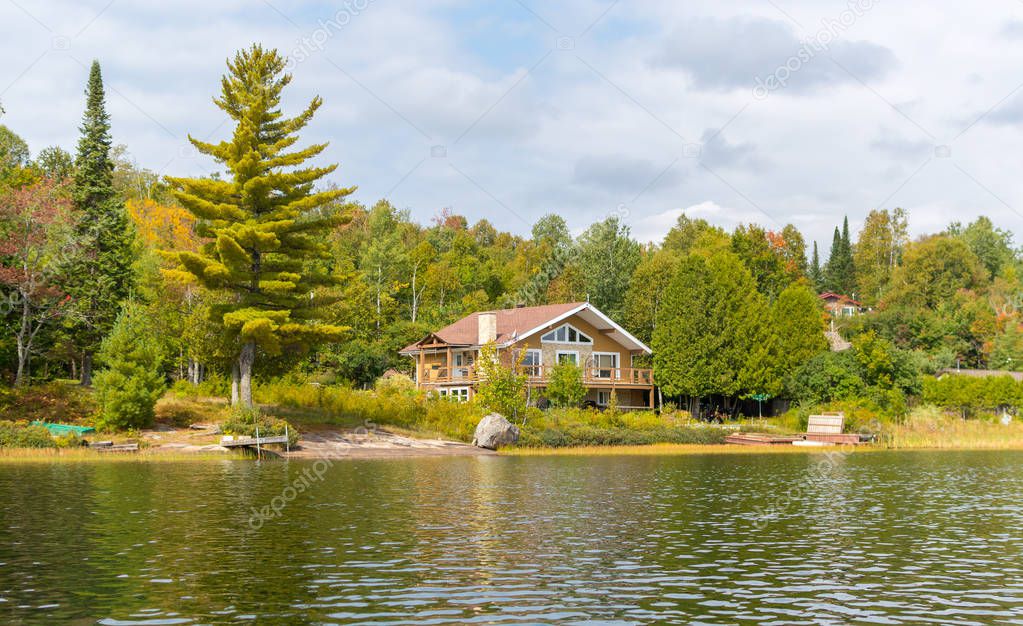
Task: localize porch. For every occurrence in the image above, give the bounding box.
[418,365,654,388]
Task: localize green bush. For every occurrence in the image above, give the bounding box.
[94,303,167,431]
[546,362,586,408]
[922,374,1023,418]
[0,422,56,448]
[170,372,231,399]
[474,343,527,419]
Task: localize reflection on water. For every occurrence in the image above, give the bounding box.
[2,451,1023,624]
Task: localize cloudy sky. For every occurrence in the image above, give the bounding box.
[3,0,1023,250]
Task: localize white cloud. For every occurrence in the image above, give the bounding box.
[2,0,1023,252]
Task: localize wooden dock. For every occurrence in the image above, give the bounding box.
[724,433,801,445]
[220,435,289,449]
[89,441,140,452]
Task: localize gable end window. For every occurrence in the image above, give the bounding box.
[541,323,592,345]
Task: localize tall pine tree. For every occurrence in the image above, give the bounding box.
[67,60,136,385]
[809,241,823,291]
[167,45,352,406]
[823,217,856,295]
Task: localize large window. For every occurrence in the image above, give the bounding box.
[520,349,543,376]
[592,352,619,379]
[541,323,592,345]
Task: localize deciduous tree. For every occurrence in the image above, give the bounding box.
[0,181,73,385]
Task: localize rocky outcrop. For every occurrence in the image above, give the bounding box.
[472,413,520,450]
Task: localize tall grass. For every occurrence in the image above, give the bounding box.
[504,443,875,456]
[252,377,485,442]
[886,405,1023,449]
[0,448,248,463]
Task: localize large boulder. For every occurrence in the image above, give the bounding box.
[472,413,520,450]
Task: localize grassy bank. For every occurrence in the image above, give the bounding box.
[10,379,1023,457]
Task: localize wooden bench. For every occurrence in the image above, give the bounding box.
[805,413,861,444]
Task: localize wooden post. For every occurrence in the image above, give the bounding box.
[446,346,452,382]
[417,350,424,387]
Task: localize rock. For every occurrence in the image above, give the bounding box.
[472,413,520,450]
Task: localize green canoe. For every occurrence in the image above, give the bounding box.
[30,421,96,436]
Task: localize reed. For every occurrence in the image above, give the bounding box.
[0,447,248,463]
[502,443,874,456]
[886,406,1023,449]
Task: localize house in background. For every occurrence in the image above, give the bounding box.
[819,292,866,317]
[399,302,655,409]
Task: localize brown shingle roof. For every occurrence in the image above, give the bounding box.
[401,302,584,353]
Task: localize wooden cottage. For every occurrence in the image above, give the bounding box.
[399,302,655,409]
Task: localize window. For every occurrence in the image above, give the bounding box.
[519,349,543,376]
[597,390,612,407]
[541,323,592,344]
[556,351,578,365]
[438,387,470,402]
[592,352,619,378]
[452,351,471,378]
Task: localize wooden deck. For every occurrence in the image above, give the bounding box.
[420,366,654,387]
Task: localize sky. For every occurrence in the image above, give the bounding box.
[3,0,1023,252]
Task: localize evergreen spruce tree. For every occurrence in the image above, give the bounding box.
[809,241,823,291]
[823,217,856,295]
[167,45,352,406]
[654,251,768,416]
[67,60,136,385]
[768,283,828,393]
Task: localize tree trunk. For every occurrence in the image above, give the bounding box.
[237,341,255,407]
[70,358,76,381]
[14,343,26,387]
[14,297,30,387]
[80,352,93,387]
[231,361,240,405]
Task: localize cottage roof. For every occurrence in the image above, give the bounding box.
[399,302,651,354]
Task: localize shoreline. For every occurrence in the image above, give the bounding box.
[6,438,1023,462]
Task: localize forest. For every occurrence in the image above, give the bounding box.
[2,44,1022,437]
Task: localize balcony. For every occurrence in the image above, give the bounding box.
[419,365,654,387]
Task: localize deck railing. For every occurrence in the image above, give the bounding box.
[420,365,653,386]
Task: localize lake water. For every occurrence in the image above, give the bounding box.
[2,450,1023,624]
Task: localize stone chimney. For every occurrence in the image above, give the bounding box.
[478,312,497,345]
